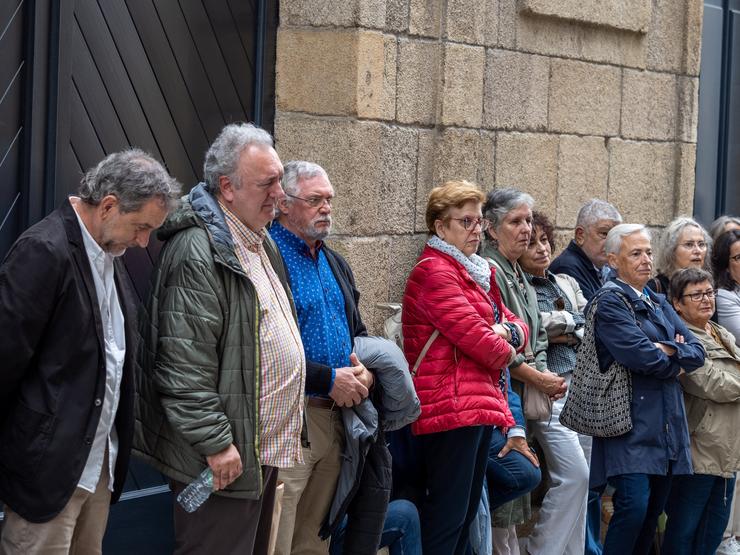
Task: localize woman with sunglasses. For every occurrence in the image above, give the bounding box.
[713,229,740,346]
[663,268,740,555]
[516,211,592,555]
[648,217,713,297]
[402,180,530,554]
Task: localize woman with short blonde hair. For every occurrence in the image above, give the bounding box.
[403,180,531,554]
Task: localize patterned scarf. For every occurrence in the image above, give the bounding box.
[428,234,491,292]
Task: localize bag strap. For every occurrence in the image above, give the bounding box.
[409,256,437,378]
[589,287,637,320]
[411,330,439,378]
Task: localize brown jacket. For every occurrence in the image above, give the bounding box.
[681,321,740,477]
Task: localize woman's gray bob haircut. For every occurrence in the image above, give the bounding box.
[655,217,712,277]
[576,199,623,229]
[203,123,274,194]
[282,161,329,198]
[605,224,651,255]
[78,148,181,213]
[483,187,534,229]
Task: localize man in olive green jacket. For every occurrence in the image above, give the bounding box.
[134,123,306,554]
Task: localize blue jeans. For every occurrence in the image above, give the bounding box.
[603,473,673,555]
[330,499,421,555]
[585,489,603,555]
[486,427,541,510]
[663,474,736,555]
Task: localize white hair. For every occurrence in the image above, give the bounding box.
[604,223,651,255]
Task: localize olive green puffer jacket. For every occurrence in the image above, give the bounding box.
[133,184,295,499]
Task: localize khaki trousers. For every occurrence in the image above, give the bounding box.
[1,465,111,555]
[275,404,344,555]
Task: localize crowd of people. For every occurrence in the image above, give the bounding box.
[1,121,740,555]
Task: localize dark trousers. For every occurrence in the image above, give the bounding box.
[603,472,673,555]
[419,425,493,555]
[486,427,541,510]
[171,465,278,555]
[663,473,736,555]
[330,499,421,555]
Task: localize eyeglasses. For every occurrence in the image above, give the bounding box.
[449,217,490,231]
[679,241,708,251]
[680,289,716,302]
[286,193,333,208]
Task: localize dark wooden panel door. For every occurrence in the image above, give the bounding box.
[51,0,274,300]
[0,1,24,258]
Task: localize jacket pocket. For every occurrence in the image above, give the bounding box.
[0,401,56,480]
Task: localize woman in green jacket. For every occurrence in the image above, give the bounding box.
[480,188,566,553]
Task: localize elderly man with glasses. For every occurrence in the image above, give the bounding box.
[270,161,378,554]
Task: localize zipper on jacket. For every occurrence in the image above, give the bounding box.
[253,297,262,493]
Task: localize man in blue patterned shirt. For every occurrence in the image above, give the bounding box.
[271,161,373,554]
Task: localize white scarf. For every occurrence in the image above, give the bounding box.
[428,235,491,292]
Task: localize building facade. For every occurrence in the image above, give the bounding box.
[274,0,706,332]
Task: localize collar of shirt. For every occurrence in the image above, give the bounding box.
[616,278,644,299]
[70,197,112,279]
[527,270,556,286]
[270,220,324,259]
[219,201,266,252]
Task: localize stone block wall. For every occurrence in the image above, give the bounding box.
[275,0,704,333]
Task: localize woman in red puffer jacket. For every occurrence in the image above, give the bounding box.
[401,180,528,555]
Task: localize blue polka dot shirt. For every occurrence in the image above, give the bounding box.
[271,221,352,390]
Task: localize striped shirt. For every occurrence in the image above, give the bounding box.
[221,202,306,469]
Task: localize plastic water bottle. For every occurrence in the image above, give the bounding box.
[176,468,213,513]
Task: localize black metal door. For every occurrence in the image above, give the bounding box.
[695,0,740,223]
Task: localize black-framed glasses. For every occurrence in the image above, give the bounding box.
[449,217,490,231]
[679,241,708,251]
[680,289,716,302]
[286,193,333,208]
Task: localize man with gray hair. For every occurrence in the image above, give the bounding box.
[134,123,306,553]
[550,198,623,300]
[548,198,622,555]
[270,160,374,553]
[0,149,179,554]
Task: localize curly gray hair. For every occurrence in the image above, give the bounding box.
[78,149,181,213]
[203,123,274,194]
[654,217,712,277]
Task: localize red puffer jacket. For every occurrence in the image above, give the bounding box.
[402,246,528,435]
